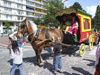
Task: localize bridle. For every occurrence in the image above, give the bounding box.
[18,21,35,37]
[18,20,39,43]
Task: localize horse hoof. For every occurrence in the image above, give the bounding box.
[39,63,44,66]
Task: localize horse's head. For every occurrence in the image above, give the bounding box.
[17,18,28,38]
[17,18,38,39]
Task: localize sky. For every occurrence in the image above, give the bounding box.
[63,0,100,18]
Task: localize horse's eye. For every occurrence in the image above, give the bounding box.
[21,24,26,28]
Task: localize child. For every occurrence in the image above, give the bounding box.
[52,39,62,74]
[10,40,24,75]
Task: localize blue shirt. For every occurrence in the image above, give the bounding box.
[17,39,23,47]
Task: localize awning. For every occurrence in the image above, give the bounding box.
[26,5,35,9]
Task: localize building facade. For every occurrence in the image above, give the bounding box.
[0,0,47,34]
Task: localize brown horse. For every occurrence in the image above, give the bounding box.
[17,18,63,65]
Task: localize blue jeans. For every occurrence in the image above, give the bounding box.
[54,55,62,71]
[11,63,24,75]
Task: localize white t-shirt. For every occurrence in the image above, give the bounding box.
[10,47,23,64]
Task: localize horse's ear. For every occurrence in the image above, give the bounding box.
[23,17,27,22]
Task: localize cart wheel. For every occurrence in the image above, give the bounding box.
[89,35,93,50]
[79,44,86,57]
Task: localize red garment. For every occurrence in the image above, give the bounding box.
[94,67,99,75]
[22,38,26,43]
[68,21,78,36]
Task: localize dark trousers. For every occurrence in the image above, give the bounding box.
[97,58,100,75]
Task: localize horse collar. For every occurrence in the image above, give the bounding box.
[30,27,40,43]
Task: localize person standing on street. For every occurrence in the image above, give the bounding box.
[52,39,62,74]
[10,40,24,75]
[94,41,100,75]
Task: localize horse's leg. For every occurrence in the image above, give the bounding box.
[37,47,44,66]
[34,50,39,65]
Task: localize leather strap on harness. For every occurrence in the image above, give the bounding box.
[31,27,40,43]
[45,29,49,39]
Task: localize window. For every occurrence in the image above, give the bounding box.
[18,16,23,20]
[4,1,11,7]
[26,1,33,5]
[8,9,12,13]
[17,4,23,9]
[8,15,12,20]
[17,0,23,2]
[4,8,12,13]
[84,18,90,29]
[6,15,8,19]
[27,12,32,15]
[35,4,40,7]
[16,22,19,26]
[17,10,24,15]
[8,2,11,7]
[26,7,35,11]
[4,1,7,6]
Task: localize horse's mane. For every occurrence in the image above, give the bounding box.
[29,21,38,32]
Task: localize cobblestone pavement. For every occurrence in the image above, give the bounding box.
[0,45,96,75]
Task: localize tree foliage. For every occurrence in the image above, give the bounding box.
[70,2,86,12]
[43,0,64,27]
[4,20,10,29]
[92,5,100,30]
[33,18,43,25]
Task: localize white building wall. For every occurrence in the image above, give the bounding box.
[0,0,47,34]
[0,22,3,33]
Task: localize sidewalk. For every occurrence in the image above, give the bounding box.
[0,37,31,47]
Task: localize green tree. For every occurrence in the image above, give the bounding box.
[94,5,100,30]
[43,0,64,27]
[33,18,43,25]
[91,18,96,28]
[4,20,10,33]
[70,2,86,12]
[4,20,10,29]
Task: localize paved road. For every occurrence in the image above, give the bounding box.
[0,45,97,75]
[0,37,31,47]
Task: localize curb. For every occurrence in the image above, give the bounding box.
[0,43,31,48]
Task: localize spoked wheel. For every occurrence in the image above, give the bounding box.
[79,44,86,57]
[89,35,93,50]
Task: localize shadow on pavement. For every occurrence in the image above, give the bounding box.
[63,71,80,75]
[72,67,92,75]
[83,59,95,66]
[43,61,54,74]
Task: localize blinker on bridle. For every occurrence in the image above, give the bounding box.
[18,21,28,35]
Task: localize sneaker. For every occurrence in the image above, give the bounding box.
[53,71,57,75]
[58,70,63,73]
